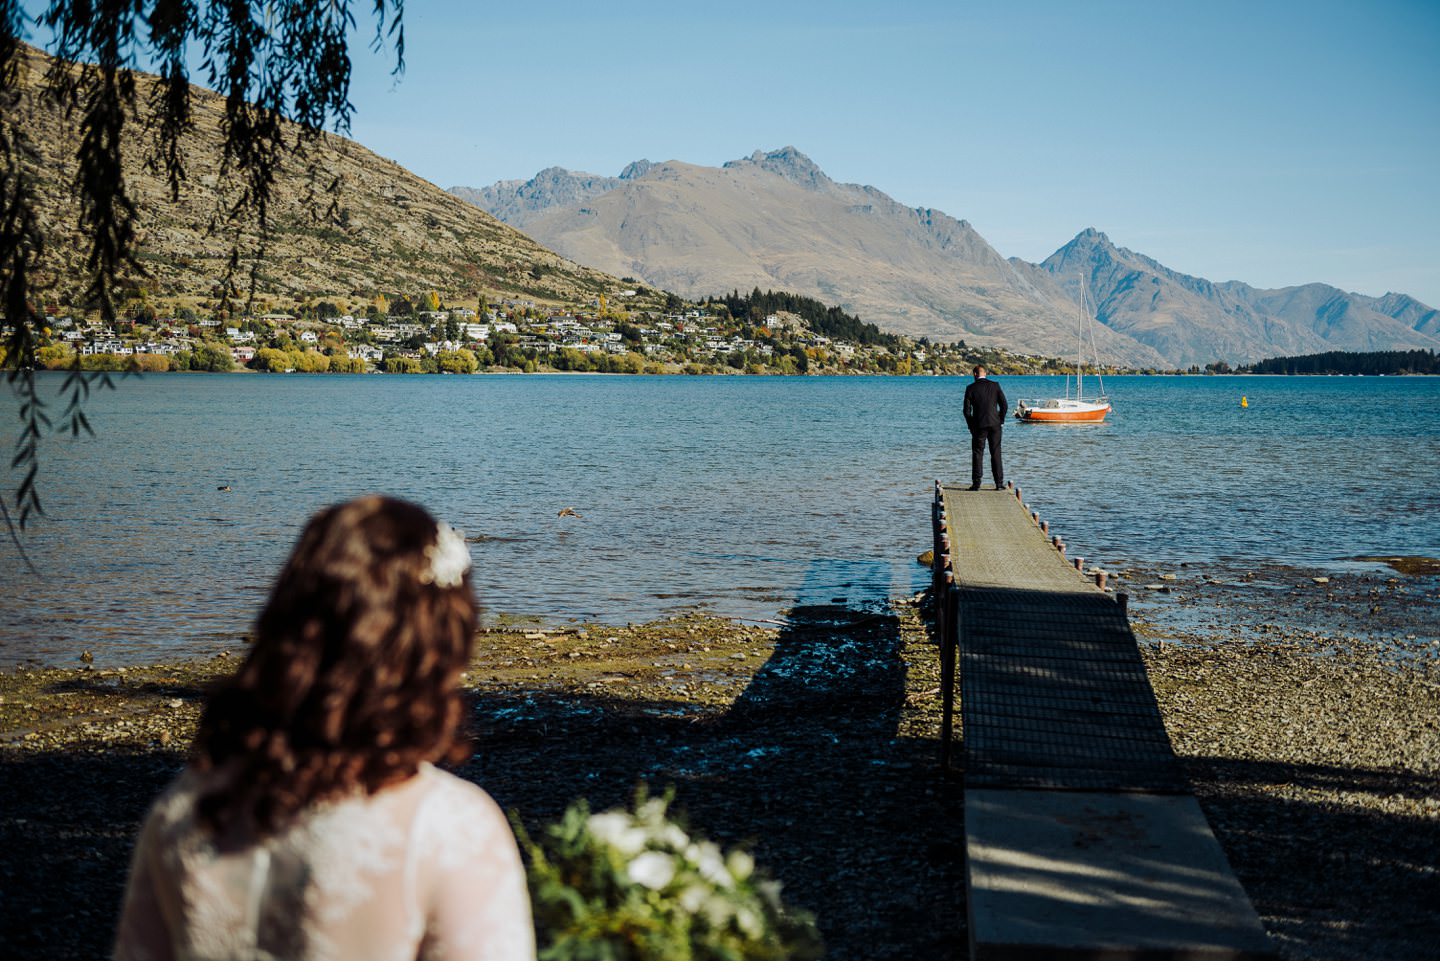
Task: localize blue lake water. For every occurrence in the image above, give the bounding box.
[3,372,1439,665]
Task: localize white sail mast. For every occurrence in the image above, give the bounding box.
[1076,274,1085,401]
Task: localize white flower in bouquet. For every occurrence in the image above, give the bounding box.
[678,883,709,914]
[514,789,822,960]
[626,851,677,890]
[585,810,648,856]
[686,840,734,888]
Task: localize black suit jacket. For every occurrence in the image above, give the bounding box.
[963,377,1007,431]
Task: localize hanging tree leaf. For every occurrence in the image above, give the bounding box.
[0,0,405,547]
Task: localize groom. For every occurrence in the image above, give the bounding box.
[962,365,1008,490]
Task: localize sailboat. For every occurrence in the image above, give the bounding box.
[1014,274,1112,423]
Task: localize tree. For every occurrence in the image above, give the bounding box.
[189,342,234,372]
[327,353,366,374]
[382,354,422,374]
[250,347,293,372]
[554,346,593,372]
[435,348,478,374]
[489,331,519,368]
[292,349,330,373]
[2,0,406,543]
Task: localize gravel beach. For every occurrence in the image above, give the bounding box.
[2,561,1437,959]
[1127,559,1440,960]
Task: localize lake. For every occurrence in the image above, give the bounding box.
[3,372,1439,666]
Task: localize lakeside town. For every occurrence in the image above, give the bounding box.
[15,287,1431,379]
[2,287,1091,378]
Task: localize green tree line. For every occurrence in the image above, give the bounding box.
[1245,349,1439,375]
[710,289,901,349]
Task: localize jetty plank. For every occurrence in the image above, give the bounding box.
[965,790,1274,959]
[939,485,1273,958]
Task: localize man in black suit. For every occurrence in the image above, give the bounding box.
[963,365,1008,490]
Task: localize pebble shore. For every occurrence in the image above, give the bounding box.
[2,561,1437,959]
[1142,633,1439,959]
[1125,560,1440,959]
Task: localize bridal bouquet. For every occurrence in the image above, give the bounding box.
[516,791,822,960]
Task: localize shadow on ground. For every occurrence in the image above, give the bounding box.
[0,600,969,960]
[462,602,967,960]
[1181,754,1440,961]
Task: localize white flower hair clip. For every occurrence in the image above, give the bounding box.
[420,521,471,588]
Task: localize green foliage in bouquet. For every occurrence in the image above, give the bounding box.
[515,790,823,960]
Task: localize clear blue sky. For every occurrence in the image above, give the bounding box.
[335,0,1440,308]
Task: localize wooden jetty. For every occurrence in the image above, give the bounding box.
[931,481,1274,959]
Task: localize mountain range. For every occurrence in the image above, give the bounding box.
[453,147,1440,368]
[15,37,1435,369]
[1025,229,1440,367]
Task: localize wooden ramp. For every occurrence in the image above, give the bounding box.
[933,483,1273,959]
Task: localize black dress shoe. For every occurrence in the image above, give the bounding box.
[967,485,981,491]
[994,484,1005,490]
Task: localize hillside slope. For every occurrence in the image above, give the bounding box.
[11,44,626,312]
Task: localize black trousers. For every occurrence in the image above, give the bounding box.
[970,426,1003,487]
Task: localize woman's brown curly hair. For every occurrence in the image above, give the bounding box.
[192,496,477,836]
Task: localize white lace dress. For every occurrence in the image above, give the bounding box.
[113,763,535,960]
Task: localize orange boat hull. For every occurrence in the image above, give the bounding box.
[1016,404,1111,423]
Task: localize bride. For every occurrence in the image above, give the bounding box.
[113,496,535,959]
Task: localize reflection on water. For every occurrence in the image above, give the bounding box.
[3,373,1438,665]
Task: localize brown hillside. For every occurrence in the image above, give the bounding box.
[10,44,628,314]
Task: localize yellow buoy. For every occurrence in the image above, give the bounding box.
[1240,395,1248,408]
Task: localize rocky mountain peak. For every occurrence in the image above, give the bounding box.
[723,146,832,191]
[1061,228,1119,255]
[1042,227,1122,275]
[1367,290,1440,334]
[452,164,622,224]
[523,166,612,196]
[619,158,654,180]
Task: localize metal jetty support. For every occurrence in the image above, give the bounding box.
[931,480,1274,959]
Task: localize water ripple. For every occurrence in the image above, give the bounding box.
[3,372,1438,665]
